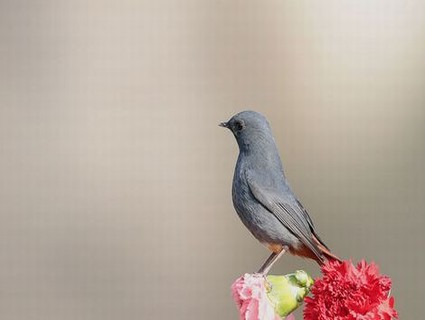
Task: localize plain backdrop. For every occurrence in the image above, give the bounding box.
[0,1,424,319]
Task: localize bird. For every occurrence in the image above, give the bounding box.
[220,110,341,274]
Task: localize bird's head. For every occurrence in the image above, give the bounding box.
[219,110,274,153]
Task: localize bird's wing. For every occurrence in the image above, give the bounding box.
[295,199,330,250]
[294,199,315,230]
[245,171,323,260]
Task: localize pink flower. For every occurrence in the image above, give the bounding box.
[304,260,398,320]
[232,274,281,320]
[286,314,296,320]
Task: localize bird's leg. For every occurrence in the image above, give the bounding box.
[257,252,277,275]
[257,247,287,275]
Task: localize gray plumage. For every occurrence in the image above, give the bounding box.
[221,111,338,269]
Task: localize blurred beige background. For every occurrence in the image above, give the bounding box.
[0,0,424,319]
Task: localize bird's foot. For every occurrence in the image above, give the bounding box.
[252,272,273,290]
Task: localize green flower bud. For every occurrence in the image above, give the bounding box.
[266,271,314,318]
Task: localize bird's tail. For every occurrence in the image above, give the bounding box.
[313,235,342,265]
[318,244,342,264]
[292,236,342,265]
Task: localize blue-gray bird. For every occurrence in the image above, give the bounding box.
[220,111,340,274]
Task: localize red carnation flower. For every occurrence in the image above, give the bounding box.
[304,260,398,320]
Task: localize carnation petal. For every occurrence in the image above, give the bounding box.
[304,260,398,320]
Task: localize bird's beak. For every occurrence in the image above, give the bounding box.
[219,122,228,128]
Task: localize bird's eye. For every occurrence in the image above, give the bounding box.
[235,121,245,131]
